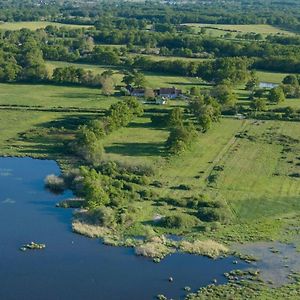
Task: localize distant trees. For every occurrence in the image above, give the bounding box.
[282,74,299,85]
[210,84,237,107]
[250,98,267,111]
[20,38,49,81]
[122,70,146,88]
[199,57,252,84]
[188,95,221,132]
[281,75,300,98]
[0,36,48,83]
[245,72,259,91]
[100,71,115,95]
[52,66,102,87]
[91,46,121,65]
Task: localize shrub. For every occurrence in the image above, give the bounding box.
[197,206,231,224]
[44,174,65,193]
[89,206,116,227]
[135,236,174,259]
[176,184,191,190]
[151,180,163,188]
[138,189,152,199]
[160,214,197,229]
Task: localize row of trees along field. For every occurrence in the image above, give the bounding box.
[2,0,300,33]
[39,24,300,73]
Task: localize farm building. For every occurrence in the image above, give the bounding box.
[129,86,182,99]
[156,87,182,99]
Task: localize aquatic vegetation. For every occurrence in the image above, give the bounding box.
[135,236,175,259]
[20,242,46,251]
[44,174,65,193]
[179,240,229,258]
[72,219,112,238]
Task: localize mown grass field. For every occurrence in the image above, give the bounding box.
[184,23,295,36]
[0,83,118,109]
[211,120,300,220]
[0,21,91,30]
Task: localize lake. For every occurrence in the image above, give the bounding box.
[0,157,249,300]
[259,82,279,89]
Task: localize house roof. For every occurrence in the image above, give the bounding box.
[131,88,145,93]
[159,87,181,94]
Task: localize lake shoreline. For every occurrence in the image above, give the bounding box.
[1,155,299,299]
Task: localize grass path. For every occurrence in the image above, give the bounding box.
[202,119,248,183]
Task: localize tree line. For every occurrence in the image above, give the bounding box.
[70,98,144,165]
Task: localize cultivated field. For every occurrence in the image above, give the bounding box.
[184,23,295,36]
[0,21,91,30]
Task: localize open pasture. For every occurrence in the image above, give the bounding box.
[0,83,117,109]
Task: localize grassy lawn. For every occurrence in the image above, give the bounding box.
[0,21,92,30]
[143,71,207,90]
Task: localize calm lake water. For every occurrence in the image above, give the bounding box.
[0,157,249,300]
[259,82,279,89]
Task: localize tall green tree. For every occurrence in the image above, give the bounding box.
[268,86,285,104]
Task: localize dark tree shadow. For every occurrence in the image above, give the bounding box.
[105,142,166,157]
[52,92,102,99]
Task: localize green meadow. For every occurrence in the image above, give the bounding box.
[0,83,117,109]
